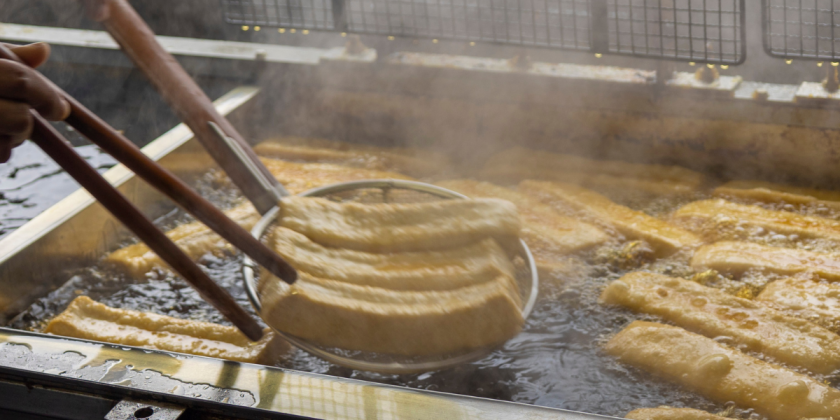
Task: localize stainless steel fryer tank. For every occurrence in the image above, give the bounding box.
[6,20,840,420]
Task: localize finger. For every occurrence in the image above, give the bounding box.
[0,100,33,142]
[4,43,51,68]
[83,0,111,21]
[0,60,70,121]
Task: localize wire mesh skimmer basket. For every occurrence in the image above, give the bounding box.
[242,180,539,374]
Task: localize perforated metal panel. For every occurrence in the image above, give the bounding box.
[764,0,840,60]
[222,0,746,63]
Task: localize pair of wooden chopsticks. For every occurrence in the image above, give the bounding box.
[0,44,297,342]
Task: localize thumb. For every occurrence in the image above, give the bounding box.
[5,42,51,68]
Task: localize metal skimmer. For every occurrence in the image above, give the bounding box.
[221,0,746,63]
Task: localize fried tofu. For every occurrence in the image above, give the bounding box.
[108,162,415,276]
[625,407,728,420]
[257,158,414,193]
[279,196,521,252]
[714,180,840,208]
[605,321,840,420]
[105,202,260,276]
[691,241,840,281]
[254,139,451,178]
[672,199,840,242]
[45,296,288,364]
[601,272,840,373]
[518,181,702,256]
[757,275,840,333]
[266,226,514,291]
[259,271,523,356]
[435,180,608,264]
[480,147,703,195]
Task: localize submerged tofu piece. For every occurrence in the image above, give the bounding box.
[253,139,451,178]
[714,180,840,207]
[279,196,521,252]
[672,199,840,242]
[691,241,840,281]
[108,162,414,276]
[600,272,840,373]
[259,272,523,356]
[45,296,287,364]
[757,275,840,332]
[605,321,840,420]
[106,202,260,276]
[481,147,704,186]
[625,407,728,420]
[436,179,608,256]
[518,181,702,256]
[267,226,514,291]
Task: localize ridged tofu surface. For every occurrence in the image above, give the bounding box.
[625,407,728,420]
[45,296,288,364]
[480,147,704,188]
[279,196,521,252]
[691,241,840,281]
[266,226,514,291]
[673,199,840,242]
[757,276,840,332]
[436,180,608,264]
[259,271,523,356]
[254,140,451,178]
[601,272,840,373]
[605,321,840,420]
[714,180,840,207]
[519,181,702,256]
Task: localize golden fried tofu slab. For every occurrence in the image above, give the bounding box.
[601,272,840,373]
[106,202,260,276]
[279,196,521,252]
[625,407,727,420]
[605,321,840,420]
[45,296,288,364]
[519,181,702,256]
[484,147,704,187]
[109,162,415,277]
[436,180,608,254]
[254,139,451,178]
[714,180,840,208]
[691,241,840,281]
[258,158,414,193]
[266,226,514,291]
[259,272,523,356]
[672,199,840,242]
[480,147,704,193]
[757,275,840,332]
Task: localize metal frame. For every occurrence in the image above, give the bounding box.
[762,0,840,61]
[221,0,747,64]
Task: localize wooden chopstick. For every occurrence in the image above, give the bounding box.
[101,0,284,216]
[24,110,265,342]
[0,45,297,287]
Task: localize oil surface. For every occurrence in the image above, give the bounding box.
[11,176,840,420]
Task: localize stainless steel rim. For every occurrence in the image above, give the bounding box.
[243,179,539,374]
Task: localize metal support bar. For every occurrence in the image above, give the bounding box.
[589,0,609,54]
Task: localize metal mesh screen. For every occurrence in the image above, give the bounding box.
[222,0,746,63]
[764,0,840,60]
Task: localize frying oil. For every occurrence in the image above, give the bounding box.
[13,177,840,420]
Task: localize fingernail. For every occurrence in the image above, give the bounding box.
[60,99,71,120]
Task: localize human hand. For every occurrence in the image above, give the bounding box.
[0,43,70,163]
